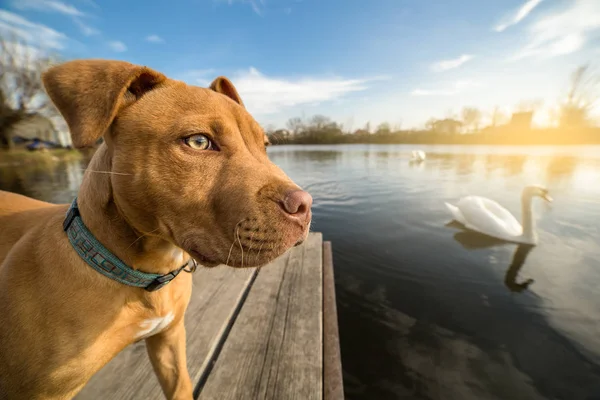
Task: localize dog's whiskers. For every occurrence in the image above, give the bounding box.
[246,230,257,263]
[236,225,244,268]
[254,241,265,266]
[225,220,244,267]
[225,240,236,267]
[225,219,289,268]
[126,227,160,250]
[81,169,132,176]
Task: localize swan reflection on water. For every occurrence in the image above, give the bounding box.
[503,245,535,293]
[449,224,536,293]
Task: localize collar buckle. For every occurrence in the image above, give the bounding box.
[145,259,197,292]
[145,266,184,292]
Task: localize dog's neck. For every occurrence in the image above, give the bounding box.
[76,145,187,275]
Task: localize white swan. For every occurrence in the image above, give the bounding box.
[445,185,552,245]
[411,150,426,161]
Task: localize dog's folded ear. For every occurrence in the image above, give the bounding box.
[42,59,166,148]
[209,76,245,108]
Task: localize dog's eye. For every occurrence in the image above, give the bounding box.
[184,134,213,150]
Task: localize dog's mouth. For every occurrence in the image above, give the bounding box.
[185,215,311,268]
[293,227,310,247]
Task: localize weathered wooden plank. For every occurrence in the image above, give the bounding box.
[322,241,344,400]
[197,232,323,400]
[75,266,256,400]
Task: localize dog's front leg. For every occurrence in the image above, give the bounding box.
[145,321,193,400]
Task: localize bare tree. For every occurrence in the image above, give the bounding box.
[286,117,305,136]
[263,123,277,135]
[461,107,482,132]
[559,64,599,128]
[490,106,509,127]
[309,114,332,130]
[364,121,371,134]
[0,34,59,149]
[375,122,391,134]
[425,117,437,131]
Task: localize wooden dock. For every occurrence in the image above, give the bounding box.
[75,232,344,400]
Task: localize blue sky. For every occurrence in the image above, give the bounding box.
[1,0,599,130]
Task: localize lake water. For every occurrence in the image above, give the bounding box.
[2,144,600,400]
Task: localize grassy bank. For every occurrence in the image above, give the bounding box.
[0,149,85,167]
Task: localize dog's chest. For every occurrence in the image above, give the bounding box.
[134,311,175,340]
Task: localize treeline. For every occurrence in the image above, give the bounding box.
[265,115,600,146]
[266,64,600,146]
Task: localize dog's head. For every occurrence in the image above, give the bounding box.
[42,59,312,268]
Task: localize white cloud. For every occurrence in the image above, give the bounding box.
[511,0,600,60]
[146,34,165,44]
[76,0,99,9]
[185,67,383,115]
[0,10,67,50]
[495,0,544,32]
[11,0,101,37]
[183,69,217,86]
[235,68,384,114]
[73,17,99,36]
[411,88,454,97]
[217,0,266,16]
[411,80,481,97]
[11,0,86,17]
[431,54,474,72]
[11,0,101,36]
[108,40,127,52]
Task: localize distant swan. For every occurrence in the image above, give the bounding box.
[445,185,552,245]
[411,150,426,161]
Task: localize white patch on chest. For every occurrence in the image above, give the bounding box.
[134,311,175,340]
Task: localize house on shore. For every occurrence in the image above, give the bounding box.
[2,113,63,150]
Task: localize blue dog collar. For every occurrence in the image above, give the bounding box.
[63,197,195,292]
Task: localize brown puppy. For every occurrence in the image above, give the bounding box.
[0,59,312,400]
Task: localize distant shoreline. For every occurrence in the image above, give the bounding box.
[269,141,600,146]
[267,127,600,147]
[0,149,85,167]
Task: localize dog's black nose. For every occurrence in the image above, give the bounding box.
[280,190,313,223]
